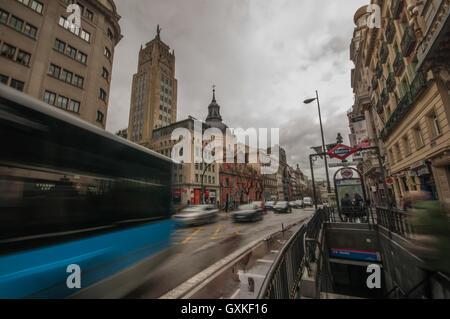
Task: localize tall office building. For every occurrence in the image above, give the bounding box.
[0,0,122,128]
[128,26,178,145]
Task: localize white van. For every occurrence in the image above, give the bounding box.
[303,197,313,207]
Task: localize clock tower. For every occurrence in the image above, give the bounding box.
[128,25,178,145]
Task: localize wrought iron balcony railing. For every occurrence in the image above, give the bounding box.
[372,77,379,90]
[391,0,404,19]
[376,62,383,79]
[380,42,388,64]
[376,98,383,114]
[401,24,416,57]
[386,72,396,93]
[394,52,405,76]
[385,19,395,44]
[384,91,412,138]
[410,72,427,101]
[381,87,389,105]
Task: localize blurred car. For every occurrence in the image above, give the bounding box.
[295,200,304,208]
[303,197,313,207]
[232,203,264,222]
[289,201,298,208]
[265,201,277,211]
[273,201,292,214]
[173,205,219,226]
[252,201,267,214]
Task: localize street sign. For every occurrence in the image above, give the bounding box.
[327,144,358,160]
[341,169,353,179]
[329,161,360,168]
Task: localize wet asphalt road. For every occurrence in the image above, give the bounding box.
[126,207,315,299]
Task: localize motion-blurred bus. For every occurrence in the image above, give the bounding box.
[0,85,175,298]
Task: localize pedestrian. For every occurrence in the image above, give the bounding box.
[341,193,353,221]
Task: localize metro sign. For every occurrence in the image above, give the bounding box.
[327,144,358,160]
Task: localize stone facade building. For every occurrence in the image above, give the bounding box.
[349,0,450,207]
[0,0,122,128]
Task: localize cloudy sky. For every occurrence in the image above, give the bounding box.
[107,0,368,179]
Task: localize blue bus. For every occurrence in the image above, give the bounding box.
[0,85,175,298]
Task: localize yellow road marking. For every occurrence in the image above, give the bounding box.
[210,225,223,239]
[181,227,203,244]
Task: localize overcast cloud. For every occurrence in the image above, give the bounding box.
[107,0,368,179]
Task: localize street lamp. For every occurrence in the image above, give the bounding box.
[303,90,332,194]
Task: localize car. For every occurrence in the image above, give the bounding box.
[303,197,313,207]
[289,201,298,208]
[172,205,219,227]
[295,200,304,208]
[265,201,277,211]
[232,203,264,222]
[252,201,267,214]
[273,201,292,214]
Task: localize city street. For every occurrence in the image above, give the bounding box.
[126,207,315,298]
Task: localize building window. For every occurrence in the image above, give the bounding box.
[54,39,65,53]
[30,0,44,14]
[414,125,425,148]
[9,16,24,32]
[16,50,31,66]
[1,43,16,59]
[99,88,106,101]
[80,30,90,42]
[101,67,109,81]
[85,9,93,21]
[68,100,80,113]
[61,69,73,83]
[96,111,104,123]
[73,74,84,88]
[23,23,37,38]
[107,28,113,40]
[10,79,24,91]
[0,74,8,84]
[56,96,68,109]
[0,9,8,24]
[43,90,56,105]
[65,45,76,59]
[49,64,61,79]
[428,112,442,138]
[76,51,87,64]
[403,135,411,156]
[104,47,111,60]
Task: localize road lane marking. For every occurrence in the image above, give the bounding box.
[230,289,240,299]
[181,227,203,244]
[210,225,223,239]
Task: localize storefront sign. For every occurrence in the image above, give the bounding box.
[411,160,425,170]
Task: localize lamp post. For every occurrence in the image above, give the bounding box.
[304,90,331,194]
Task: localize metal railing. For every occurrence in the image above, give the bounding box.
[375,206,415,238]
[257,208,328,299]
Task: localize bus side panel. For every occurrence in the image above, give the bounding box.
[0,220,175,299]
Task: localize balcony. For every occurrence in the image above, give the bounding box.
[384,91,413,139]
[393,52,405,76]
[385,19,395,44]
[386,72,396,93]
[381,88,388,105]
[380,42,388,64]
[391,0,404,19]
[372,77,379,90]
[376,99,383,114]
[410,72,427,101]
[375,62,383,79]
[401,25,416,57]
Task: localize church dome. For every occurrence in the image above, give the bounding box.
[205,87,228,132]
